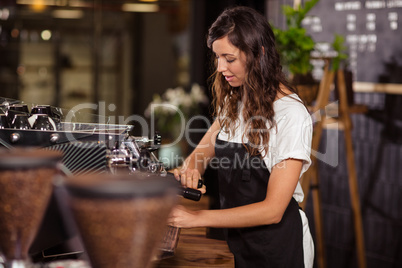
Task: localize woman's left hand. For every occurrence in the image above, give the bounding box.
[173,168,207,194]
[168,205,200,228]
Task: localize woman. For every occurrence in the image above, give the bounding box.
[170,6,314,267]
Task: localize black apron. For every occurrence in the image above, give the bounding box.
[215,138,304,268]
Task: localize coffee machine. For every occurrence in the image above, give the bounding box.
[0,97,202,265]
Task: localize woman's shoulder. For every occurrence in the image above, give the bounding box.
[273,94,312,124]
[274,94,307,112]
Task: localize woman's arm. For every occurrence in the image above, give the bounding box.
[174,119,220,190]
[169,158,302,228]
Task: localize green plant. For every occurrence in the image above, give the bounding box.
[273,0,320,76]
[331,33,349,71]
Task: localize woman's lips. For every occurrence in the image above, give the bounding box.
[225,75,234,82]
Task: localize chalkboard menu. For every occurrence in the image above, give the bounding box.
[297,0,402,83]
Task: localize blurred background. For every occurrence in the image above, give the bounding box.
[0,0,401,268]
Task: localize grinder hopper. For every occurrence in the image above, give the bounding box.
[0,148,62,267]
[65,172,179,268]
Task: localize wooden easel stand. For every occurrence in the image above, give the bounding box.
[300,61,367,268]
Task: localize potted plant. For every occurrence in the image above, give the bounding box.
[331,33,349,71]
[331,33,354,105]
[273,0,320,104]
[144,84,209,169]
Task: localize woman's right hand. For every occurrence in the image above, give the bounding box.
[173,168,206,194]
[171,119,220,195]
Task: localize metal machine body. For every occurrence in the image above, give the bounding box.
[0,97,165,176]
[0,97,199,263]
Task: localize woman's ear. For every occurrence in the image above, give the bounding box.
[261,46,265,56]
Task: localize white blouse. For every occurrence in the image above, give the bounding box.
[217,93,313,202]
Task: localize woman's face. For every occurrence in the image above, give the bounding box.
[212,35,247,87]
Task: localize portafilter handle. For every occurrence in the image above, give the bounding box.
[180,187,202,202]
[165,172,203,202]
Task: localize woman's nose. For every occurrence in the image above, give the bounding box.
[217,59,226,73]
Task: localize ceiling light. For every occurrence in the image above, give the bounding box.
[17,0,87,7]
[41,30,52,40]
[52,9,84,19]
[68,0,91,8]
[17,0,56,5]
[0,8,10,20]
[122,3,159,12]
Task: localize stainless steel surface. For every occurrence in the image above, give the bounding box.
[0,98,197,265]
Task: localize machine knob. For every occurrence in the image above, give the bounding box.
[154,132,162,146]
[50,133,60,143]
[10,133,20,143]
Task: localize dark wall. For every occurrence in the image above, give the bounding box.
[269,0,402,84]
[308,0,402,83]
[0,16,20,100]
[305,92,402,268]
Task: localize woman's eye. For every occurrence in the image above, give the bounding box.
[227,59,235,63]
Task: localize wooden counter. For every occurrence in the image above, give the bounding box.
[153,196,234,268]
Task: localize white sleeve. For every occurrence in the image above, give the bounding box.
[264,104,313,177]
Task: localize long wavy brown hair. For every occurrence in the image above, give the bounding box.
[207,6,297,156]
